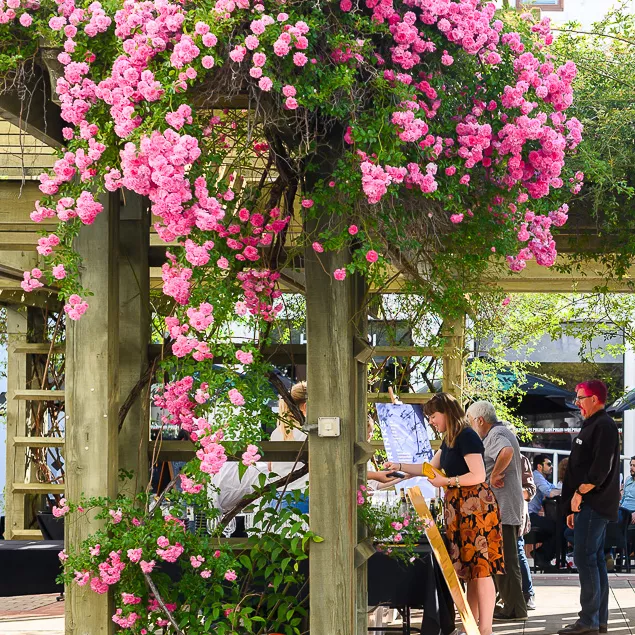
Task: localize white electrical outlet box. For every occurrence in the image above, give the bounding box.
[317,417,341,437]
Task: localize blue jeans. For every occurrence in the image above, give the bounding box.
[517,535,534,597]
[573,505,610,628]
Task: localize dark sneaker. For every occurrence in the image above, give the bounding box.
[599,626,607,634]
[557,622,599,635]
[493,611,528,622]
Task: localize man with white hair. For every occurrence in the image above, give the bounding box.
[467,400,527,622]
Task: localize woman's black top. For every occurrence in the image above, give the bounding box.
[439,427,484,477]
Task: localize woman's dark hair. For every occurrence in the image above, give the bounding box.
[423,392,468,448]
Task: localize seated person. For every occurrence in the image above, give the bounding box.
[556,457,568,489]
[268,381,309,514]
[529,454,560,568]
[620,456,635,524]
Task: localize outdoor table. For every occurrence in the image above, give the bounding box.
[0,540,64,596]
[367,543,456,635]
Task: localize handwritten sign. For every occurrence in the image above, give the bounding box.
[407,486,480,635]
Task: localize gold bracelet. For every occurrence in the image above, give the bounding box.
[455,475,460,488]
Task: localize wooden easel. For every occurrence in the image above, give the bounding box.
[407,486,480,635]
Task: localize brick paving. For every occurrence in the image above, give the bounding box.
[0,593,65,620]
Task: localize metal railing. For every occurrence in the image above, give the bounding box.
[520,446,631,486]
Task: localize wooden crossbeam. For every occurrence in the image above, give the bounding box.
[13,436,64,447]
[12,389,65,401]
[12,343,65,354]
[11,529,44,540]
[367,392,433,403]
[12,482,64,494]
[154,440,307,462]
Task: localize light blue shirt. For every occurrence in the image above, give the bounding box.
[528,469,559,515]
[621,476,635,511]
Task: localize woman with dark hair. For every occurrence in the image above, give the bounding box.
[384,392,504,635]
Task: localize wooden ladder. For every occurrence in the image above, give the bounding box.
[5,309,65,540]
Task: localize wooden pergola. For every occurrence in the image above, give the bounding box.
[0,75,629,635]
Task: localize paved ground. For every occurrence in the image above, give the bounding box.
[0,574,634,634]
[386,574,635,635]
[0,594,65,635]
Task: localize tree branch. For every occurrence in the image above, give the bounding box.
[220,464,309,525]
[143,572,185,635]
[118,359,157,433]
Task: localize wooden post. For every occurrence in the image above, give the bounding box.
[65,192,120,635]
[118,193,150,496]
[353,275,369,634]
[442,315,466,401]
[305,244,367,635]
[4,307,28,539]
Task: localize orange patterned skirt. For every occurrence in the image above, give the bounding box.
[443,482,505,581]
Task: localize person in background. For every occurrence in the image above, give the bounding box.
[467,402,527,622]
[519,454,537,610]
[385,393,504,635]
[619,457,635,524]
[529,454,560,569]
[268,381,309,514]
[558,380,620,635]
[557,458,569,489]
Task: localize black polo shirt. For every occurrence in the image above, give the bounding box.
[561,409,620,521]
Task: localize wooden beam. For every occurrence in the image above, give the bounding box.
[4,307,28,539]
[354,537,376,569]
[367,392,433,404]
[65,191,120,634]
[13,436,64,447]
[11,529,44,540]
[12,343,65,354]
[372,345,442,357]
[12,482,64,494]
[118,193,150,497]
[305,236,361,635]
[153,440,307,463]
[441,316,466,400]
[0,65,64,148]
[12,389,65,401]
[0,288,61,310]
[354,441,375,465]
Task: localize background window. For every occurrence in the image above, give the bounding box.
[516,0,564,11]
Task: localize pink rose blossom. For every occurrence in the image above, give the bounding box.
[127,549,142,563]
[366,250,379,263]
[333,268,347,281]
[235,350,254,364]
[139,560,155,574]
[228,388,245,406]
[258,76,273,91]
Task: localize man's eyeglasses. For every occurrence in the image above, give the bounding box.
[575,395,593,403]
[544,461,552,467]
